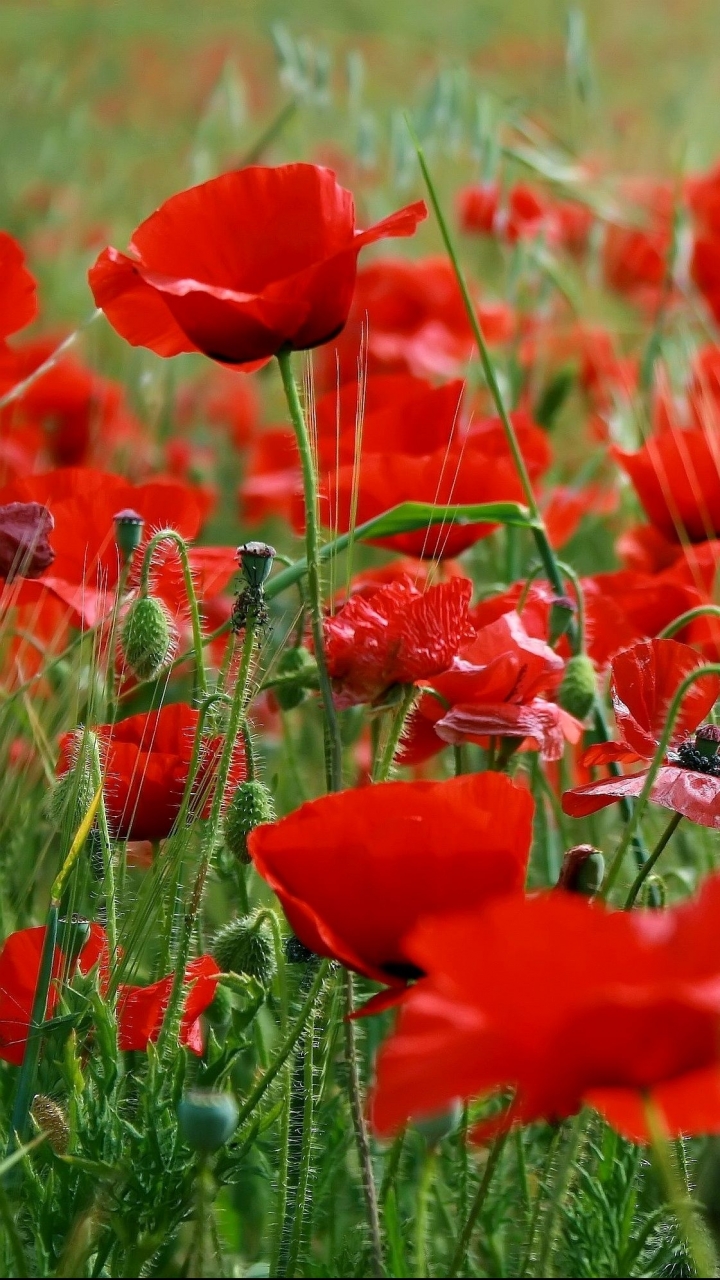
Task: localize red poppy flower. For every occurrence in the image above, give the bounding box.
[0,468,206,626]
[315,257,512,387]
[615,426,720,544]
[249,771,532,984]
[89,165,426,369]
[371,877,720,1142]
[58,702,246,842]
[562,638,720,827]
[117,955,220,1053]
[0,232,37,341]
[400,612,582,765]
[323,575,475,707]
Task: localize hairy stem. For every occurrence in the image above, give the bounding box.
[344,970,385,1276]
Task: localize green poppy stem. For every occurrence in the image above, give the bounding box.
[624,810,683,908]
[137,527,208,699]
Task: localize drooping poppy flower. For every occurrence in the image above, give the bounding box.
[371,877,720,1143]
[0,232,37,341]
[562,637,720,827]
[89,164,426,369]
[322,575,475,707]
[0,468,206,626]
[117,955,220,1053]
[315,257,512,387]
[400,611,582,765]
[0,501,54,581]
[249,771,532,984]
[58,702,246,842]
[614,426,720,544]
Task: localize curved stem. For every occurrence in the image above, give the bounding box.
[624,811,682,908]
[449,1127,509,1276]
[344,970,384,1276]
[373,687,417,782]
[602,663,720,897]
[276,348,342,793]
[138,527,207,699]
[658,604,720,639]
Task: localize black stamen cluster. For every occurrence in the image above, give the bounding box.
[675,739,720,776]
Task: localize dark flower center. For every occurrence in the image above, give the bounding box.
[676,725,720,775]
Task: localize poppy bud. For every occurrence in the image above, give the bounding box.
[224,780,275,864]
[48,754,95,832]
[558,653,597,720]
[548,595,576,646]
[121,595,174,681]
[177,1089,239,1153]
[695,723,720,759]
[31,1095,70,1154]
[57,915,92,962]
[413,1100,463,1149]
[204,983,234,1032]
[113,508,145,564]
[557,844,605,896]
[273,646,319,711]
[211,913,276,986]
[237,541,276,590]
[639,874,666,909]
[0,501,54,581]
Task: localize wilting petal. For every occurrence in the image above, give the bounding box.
[562,764,720,827]
[436,697,581,762]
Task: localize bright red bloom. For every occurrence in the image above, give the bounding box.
[0,232,37,340]
[615,426,720,544]
[58,702,246,842]
[562,638,720,827]
[89,165,426,369]
[249,772,532,984]
[371,878,720,1143]
[323,575,475,707]
[0,923,219,1063]
[401,612,582,765]
[0,468,207,626]
[316,257,512,386]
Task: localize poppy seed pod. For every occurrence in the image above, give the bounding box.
[273,646,319,710]
[31,1095,70,1154]
[121,595,173,681]
[211,913,276,986]
[556,845,605,896]
[224,780,275,864]
[177,1090,239,1154]
[237,541,276,590]
[113,508,145,563]
[558,654,597,720]
[57,916,92,962]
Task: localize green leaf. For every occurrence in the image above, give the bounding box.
[355,499,533,541]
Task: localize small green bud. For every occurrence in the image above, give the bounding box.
[212,913,276,986]
[204,983,234,1032]
[413,1100,463,1148]
[121,595,173,681]
[114,508,145,564]
[273,646,318,710]
[224,780,275,864]
[548,595,576,646]
[558,653,597,720]
[177,1090,239,1153]
[557,844,605,896]
[639,874,666,909]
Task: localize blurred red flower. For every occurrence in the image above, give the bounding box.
[401,611,582,764]
[89,164,426,369]
[562,638,720,826]
[0,232,37,341]
[615,426,720,544]
[371,878,720,1142]
[323,575,474,707]
[58,702,246,842]
[116,955,220,1053]
[249,771,532,983]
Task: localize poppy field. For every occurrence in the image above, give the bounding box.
[6,2,720,1276]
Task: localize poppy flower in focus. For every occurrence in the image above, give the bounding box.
[58,702,246,842]
[315,257,512,387]
[323,575,475,707]
[0,922,105,1065]
[117,955,220,1053]
[400,611,582,765]
[249,771,532,984]
[562,638,720,827]
[371,877,720,1142]
[0,232,37,341]
[89,164,426,369]
[615,426,720,544]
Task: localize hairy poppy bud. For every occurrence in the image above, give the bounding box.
[31,1095,70,1154]
[273,646,319,711]
[0,501,54,581]
[413,1100,463,1148]
[224,780,275,864]
[211,913,276,986]
[557,844,605,896]
[114,508,145,563]
[177,1090,239,1154]
[548,594,576,646]
[237,541,276,589]
[48,746,95,832]
[558,653,597,720]
[121,595,174,681]
[639,874,666,909]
